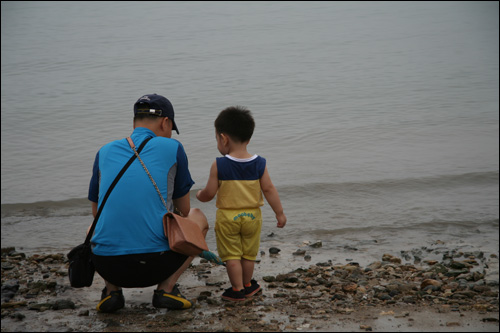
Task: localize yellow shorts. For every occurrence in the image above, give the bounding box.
[215,208,262,262]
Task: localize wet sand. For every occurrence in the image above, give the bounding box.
[1,242,498,332]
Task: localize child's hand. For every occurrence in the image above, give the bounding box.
[276,213,287,228]
[196,190,202,201]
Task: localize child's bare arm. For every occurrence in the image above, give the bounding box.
[260,167,287,228]
[196,161,219,202]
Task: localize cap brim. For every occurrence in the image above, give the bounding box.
[172,120,179,134]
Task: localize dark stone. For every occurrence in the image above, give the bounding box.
[269,247,281,254]
[52,299,75,310]
[1,279,19,302]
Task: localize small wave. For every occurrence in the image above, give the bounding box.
[2,171,497,217]
[278,170,499,196]
[284,218,499,238]
[402,218,499,230]
[1,197,91,218]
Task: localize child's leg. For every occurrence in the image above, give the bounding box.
[225,259,244,291]
[240,211,262,287]
[215,210,244,291]
[241,258,255,286]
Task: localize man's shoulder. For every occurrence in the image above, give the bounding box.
[98,136,179,153]
[99,137,126,153]
[150,136,182,149]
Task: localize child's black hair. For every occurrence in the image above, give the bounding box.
[214,106,255,143]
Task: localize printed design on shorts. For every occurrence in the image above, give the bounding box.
[233,212,256,221]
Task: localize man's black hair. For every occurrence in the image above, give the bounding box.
[134,102,164,122]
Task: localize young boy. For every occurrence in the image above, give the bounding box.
[196,106,287,301]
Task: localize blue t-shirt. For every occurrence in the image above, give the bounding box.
[88,127,194,256]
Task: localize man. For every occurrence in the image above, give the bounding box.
[88,94,212,312]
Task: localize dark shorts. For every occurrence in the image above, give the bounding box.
[91,251,189,288]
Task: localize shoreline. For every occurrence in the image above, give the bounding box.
[1,243,498,332]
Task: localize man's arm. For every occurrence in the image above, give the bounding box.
[91,201,98,218]
[173,192,191,217]
[87,201,98,235]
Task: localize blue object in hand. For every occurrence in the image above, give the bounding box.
[199,250,224,265]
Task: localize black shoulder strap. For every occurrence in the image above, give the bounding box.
[84,137,153,244]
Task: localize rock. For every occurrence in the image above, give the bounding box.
[316,261,331,267]
[1,301,27,309]
[446,322,460,327]
[445,268,469,277]
[28,303,53,311]
[1,247,16,255]
[453,291,477,299]
[1,262,15,270]
[484,257,499,286]
[382,254,401,264]
[402,296,417,303]
[78,309,90,316]
[269,247,281,254]
[482,318,499,323]
[52,299,75,310]
[421,279,442,290]
[293,249,306,256]
[13,312,25,321]
[309,241,322,248]
[472,285,491,293]
[367,261,382,270]
[263,276,276,282]
[377,293,392,301]
[1,279,19,302]
[429,263,449,274]
[284,276,299,283]
[342,282,357,293]
[380,310,395,316]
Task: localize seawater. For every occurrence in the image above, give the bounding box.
[1,2,498,263]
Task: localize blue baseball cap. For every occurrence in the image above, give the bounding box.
[134,94,179,134]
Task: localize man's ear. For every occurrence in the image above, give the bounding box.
[163,117,171,130]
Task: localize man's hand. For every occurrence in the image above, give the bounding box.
[199,250,224,265]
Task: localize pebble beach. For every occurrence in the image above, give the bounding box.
[1,240,498,332]
[2,3,498,332]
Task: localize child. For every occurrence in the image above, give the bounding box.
[196,106,287,301]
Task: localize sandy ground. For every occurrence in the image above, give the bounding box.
[1,246,499,332]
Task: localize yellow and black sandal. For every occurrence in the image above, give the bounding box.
[96,288,125,313]
[152,285,192,309]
